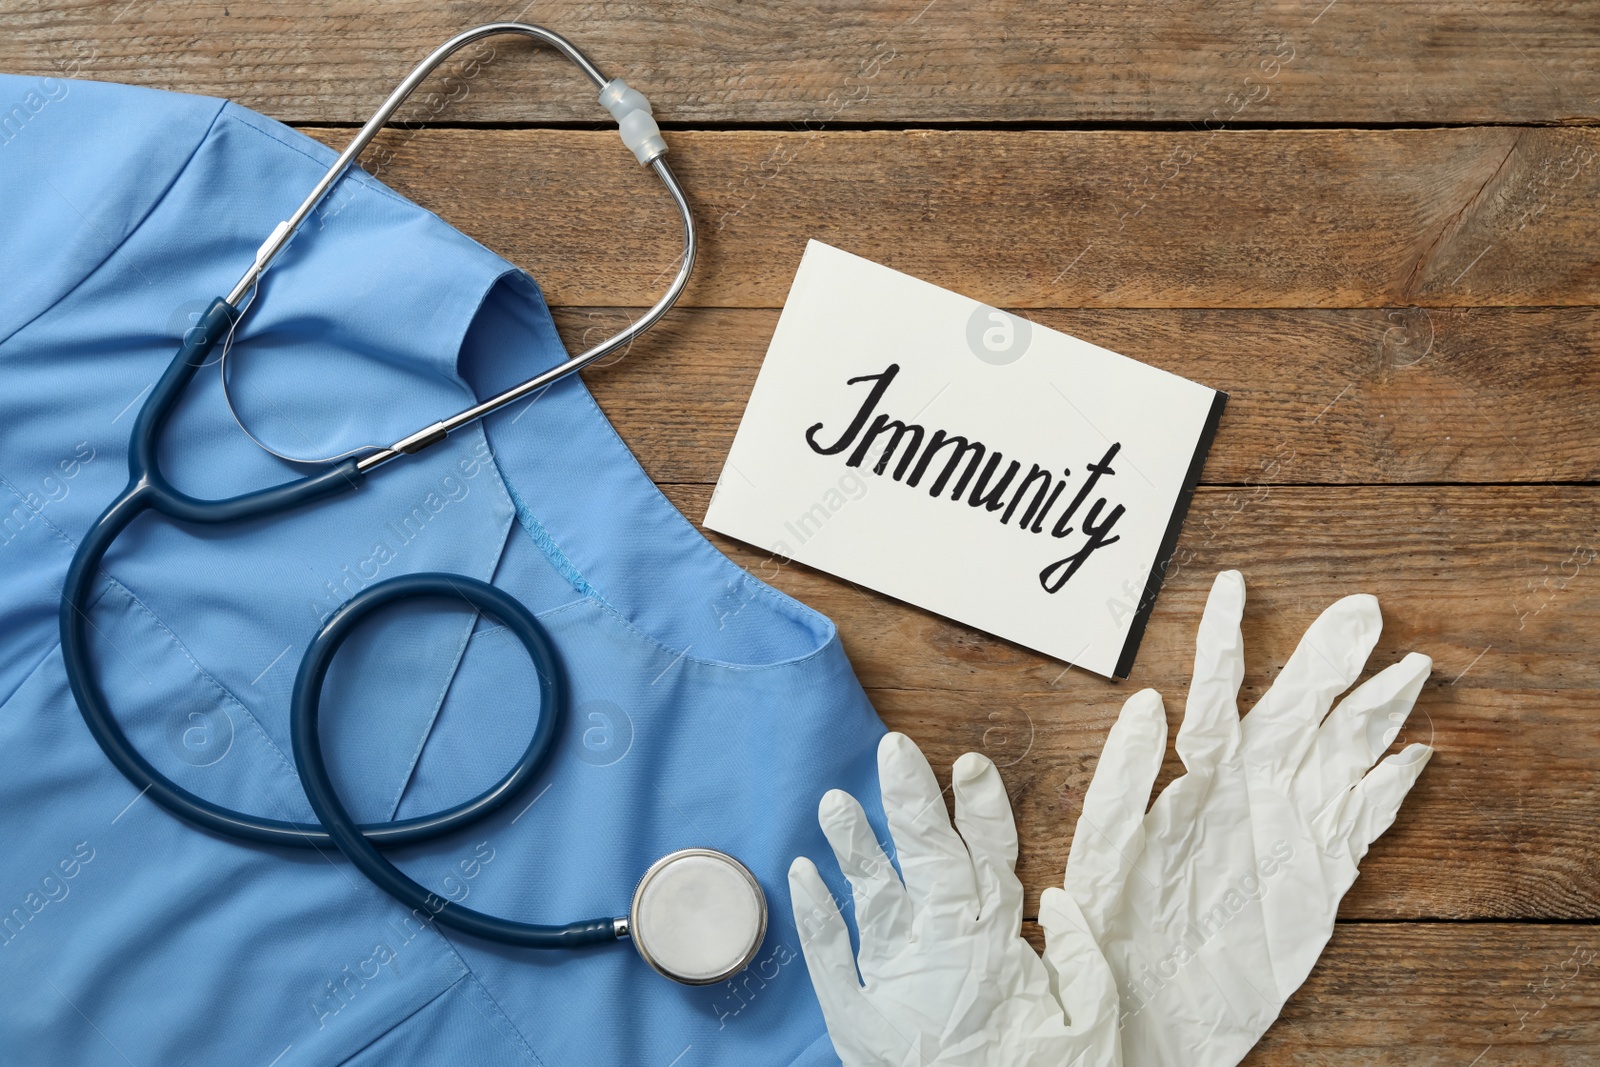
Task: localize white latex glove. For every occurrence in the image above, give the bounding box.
[1048,570,1433,1066]
[789,732,1121,1067]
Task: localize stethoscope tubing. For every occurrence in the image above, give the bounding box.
[291,573,617,947]
[61,300,371,849]
[57,21,693,953]
[61,301,618,947]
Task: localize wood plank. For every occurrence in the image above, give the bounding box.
[886,684,1600,923]
[664,484,1600,697]
[15,3,1597,1057]
[1012,923,1600,1065]
[566,306,1600,486]
[7,1,1599,125]
[655,484,1600,919]
[298,127,1600,309]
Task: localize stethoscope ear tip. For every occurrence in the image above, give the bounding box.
[627,848,769,985]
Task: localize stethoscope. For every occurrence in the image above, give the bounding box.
[59,24,768,987]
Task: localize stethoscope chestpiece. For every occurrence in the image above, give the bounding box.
[625,849,768,985]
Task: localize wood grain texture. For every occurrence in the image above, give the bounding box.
[880,684,1600,923]
[6,1,1599,125]
[299,126,1600,309]
[656,484,1600,921]
[662,485,1600,698]
[16,5,1596,1057]
[1012,924,1600,1066]
[566,305,1600,485]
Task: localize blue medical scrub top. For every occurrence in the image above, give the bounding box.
[0,73,887,1066]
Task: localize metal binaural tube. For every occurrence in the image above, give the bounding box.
[355,153,697,472]
[217,22,697,475]
[226,23,608,307]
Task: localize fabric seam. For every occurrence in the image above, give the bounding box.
[222,104,422,213]
[0,575,116,716]
[561,373,838,644]
[485,284,839,674]
[510,563,844,676]
[7,585,502,1067]
[0,471,85,554]
[371,279,522,819]
[500,478,598,601]
[0,93,229,354]
[0,473,101,709]
[0,474,301,774]
[454,969,547,1067]
[382,592,479,821]
[97,575,305,785]
[385,513,512,822]
[329,972,468,1067]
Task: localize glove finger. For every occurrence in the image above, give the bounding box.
[1039,886,1123,1047]
[1175,570,1246,774]
[1064,687,1166,936]
[1295,653,1431,818]
[879,732,979,919]
[1329,744,1433,863]
[787,857,882,1050]
[1242,593,1382,776]
[818,788,913,975]
[950,751,1023,931]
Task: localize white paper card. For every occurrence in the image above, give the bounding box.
[705,241,1225,678]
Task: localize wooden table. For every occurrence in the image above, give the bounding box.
[6,2,1598,1062]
